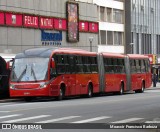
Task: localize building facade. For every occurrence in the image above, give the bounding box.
[94,0,125,53]
[0,0,98,54]
[125,0,160,54]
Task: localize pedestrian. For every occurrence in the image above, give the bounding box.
[152,73,157,87]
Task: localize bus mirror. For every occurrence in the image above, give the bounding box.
[51,61,55,68]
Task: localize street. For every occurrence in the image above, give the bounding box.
[0,85,160,132]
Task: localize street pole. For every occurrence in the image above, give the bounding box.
[89,37,93,52]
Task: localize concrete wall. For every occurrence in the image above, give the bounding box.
[0,0,98,54]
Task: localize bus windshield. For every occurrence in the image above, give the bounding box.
[11,58,49,82]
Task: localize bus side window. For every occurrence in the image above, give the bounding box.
[64,55,70,74]
[135,60,141,73]
[141,60,145,73]
[91,57,98,73]
[130,59,136,73]
[113,59,118,73]
[117,59,125,73]
[56,55,65,74]
[83,56,91,73]
[69,56,75,74]
[104,58,113,74]
[76,56,83,73]
[145,59,150,72]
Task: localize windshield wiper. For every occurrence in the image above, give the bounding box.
[31,66,37,82]
[17,65,27,82]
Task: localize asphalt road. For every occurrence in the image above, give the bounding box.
[0,85,160,132]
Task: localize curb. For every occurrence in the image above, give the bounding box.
[0,98,21,103]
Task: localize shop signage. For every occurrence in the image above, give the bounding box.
[40,17,53,29]
[41,30,62,46]
[79,21,89,32]
[24,15,38,28]
[0,12,4,25]
[0,10,99,34]
[5,13,22,26]
[89,22,99,33]
[54,18,67,30]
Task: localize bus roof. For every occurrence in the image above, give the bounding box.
[101,52,125,58]
[127,54,149,59]
[15,47,97,59]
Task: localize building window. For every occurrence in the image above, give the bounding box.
[113,9,123,23]
[114,32,123,45]
[100,30,106,45]
[107,31,113,45]
[100,7,105,21]
[107,8,112,22]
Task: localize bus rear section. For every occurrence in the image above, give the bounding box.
[127,54,152,93]
[9,48,100,101]
[98,53,152,94]
[0,56,10,98]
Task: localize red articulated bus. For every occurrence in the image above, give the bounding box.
[9,48,152,101]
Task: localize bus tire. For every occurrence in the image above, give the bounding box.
[87,84,93,98]
[57,87,64,101]
[135,82,145,93]
[118,84,124,95]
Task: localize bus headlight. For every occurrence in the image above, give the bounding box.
[10,84,15,90]
[39,82,48,89]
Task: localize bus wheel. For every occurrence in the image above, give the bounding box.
[140,83,145,93]
[57,88,64,101]
[118,84,124,95]
[87,85,93,98]
[135,83,145,93]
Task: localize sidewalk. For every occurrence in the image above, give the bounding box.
[147,82,160,90]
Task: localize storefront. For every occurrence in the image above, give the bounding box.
[147,54,160,82]
[0,0,98,54]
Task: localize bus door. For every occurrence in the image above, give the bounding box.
[135,60,143,89]
[75,56,87,95]
[61,55,76,96]
[130,59,138,90]
[52,54,76,96]
[67,55,76,95]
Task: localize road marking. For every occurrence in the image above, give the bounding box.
[0,114,21,119]
[1,94,159,113]
[111,118,143,123]
[145,121,160,123]
[0,111,10,113]
[36,116,80,123]
[3,115,50,123]
[72,116,111,123]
